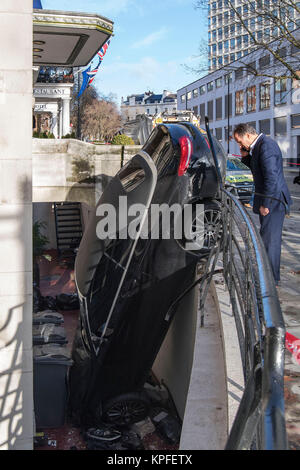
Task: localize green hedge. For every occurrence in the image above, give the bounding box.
[111,134,135,145]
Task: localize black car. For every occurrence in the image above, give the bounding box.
[68,122,226,426]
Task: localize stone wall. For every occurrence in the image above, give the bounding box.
[32,139,142,207]
[0,0,33,450]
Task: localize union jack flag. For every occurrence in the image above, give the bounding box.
[76,39,111,97]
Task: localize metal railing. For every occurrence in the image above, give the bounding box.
[198,117,288,450]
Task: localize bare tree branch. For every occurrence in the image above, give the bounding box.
[193,0,300,80]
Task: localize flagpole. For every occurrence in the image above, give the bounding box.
[77,70,81,140]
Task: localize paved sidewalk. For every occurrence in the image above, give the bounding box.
[215,206,300,449]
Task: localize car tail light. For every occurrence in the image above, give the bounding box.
[178,136,193,176]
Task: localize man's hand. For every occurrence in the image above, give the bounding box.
[240,149,249,157]
[259,206,269,216]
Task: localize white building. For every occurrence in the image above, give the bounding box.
[33,79,74,138]
[0,1,113,450]
[121,90,177,122]
[207,0,300,72]
[178,33,300,162]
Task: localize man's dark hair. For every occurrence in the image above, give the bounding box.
[234,123,257,136]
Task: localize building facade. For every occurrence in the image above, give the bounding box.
[178,35,300,161]
[121,90,177,122]
[33,68,74,138]
[207,0,300,72]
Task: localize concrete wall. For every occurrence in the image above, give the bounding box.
[32,139,141,206]
[0,1,33,450]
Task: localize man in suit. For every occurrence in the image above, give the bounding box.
[233,123,292,286]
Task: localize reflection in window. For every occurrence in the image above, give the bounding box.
[247,86,256,112]
[275,78,288,105]
[235,90,244,115]
[260,83,270,109]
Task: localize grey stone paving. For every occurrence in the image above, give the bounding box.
[215,202,300,449]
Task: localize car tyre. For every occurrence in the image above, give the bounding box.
[101,392,150,426]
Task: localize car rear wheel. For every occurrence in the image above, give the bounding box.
[101,392,150,426]
[182,199,222,256]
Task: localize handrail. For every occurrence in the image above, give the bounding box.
[201,116,288,450]
[221,188,287,450]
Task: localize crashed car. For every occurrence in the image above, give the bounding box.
[225,155,254,203]
[68,122,226,426]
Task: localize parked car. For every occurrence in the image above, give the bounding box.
[68,122,226,426]
[225,155,254,203]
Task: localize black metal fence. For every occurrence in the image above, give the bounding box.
[199,188,288,449]
[199,117,288,450]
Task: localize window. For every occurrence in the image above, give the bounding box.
[259,55,270,69]
[207,81,214,92]
[180,94,186,103]
[260,83,270,109]
[247,86,256,112]
[225,125,232,141]
[225,72,233,84]
[230,38,235,49]
[235,68,243,80]
[236,36,242,48]
[278,47,287,58]
[207,100,214,120]
[200,103,205,122]
[235,90,244,114]
[218,28,223,39]
[243,35,249,47]
[291,114,300,128]
[193,105,199,116]
[275,78,288,105]
[225,93,232,117]
[274,116,287,135]
[216,97,222,119]
[187,91,192,100]
[247,61,256,76]
[215,77,222,88]
[224,39,229,51]
[193,88,199,99]
[215,127,222,141]
[218,56,223,66]
[218,41,223,52]
[256,30,263,41]
[259,119,271,135]
[200,85,206,95]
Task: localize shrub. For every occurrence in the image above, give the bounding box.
[111,134,135,145]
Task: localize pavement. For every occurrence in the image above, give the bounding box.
[214,171,300,450]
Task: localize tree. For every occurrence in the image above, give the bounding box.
[70,83,99,138]
[81,98,121,142]
[193,0,300,80]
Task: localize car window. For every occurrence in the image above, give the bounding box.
[142,125,176,177]
[227,157,249,171]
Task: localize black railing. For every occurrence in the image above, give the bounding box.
[199,117,288,450]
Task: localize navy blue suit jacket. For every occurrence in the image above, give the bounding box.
[241,134,292,214]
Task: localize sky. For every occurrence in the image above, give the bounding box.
[42,0,208,105]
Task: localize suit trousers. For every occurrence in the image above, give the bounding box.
[259,199,286,284]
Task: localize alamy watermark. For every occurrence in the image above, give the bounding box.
[95,196,213,251]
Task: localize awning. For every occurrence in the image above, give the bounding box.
[33,9,114,67]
